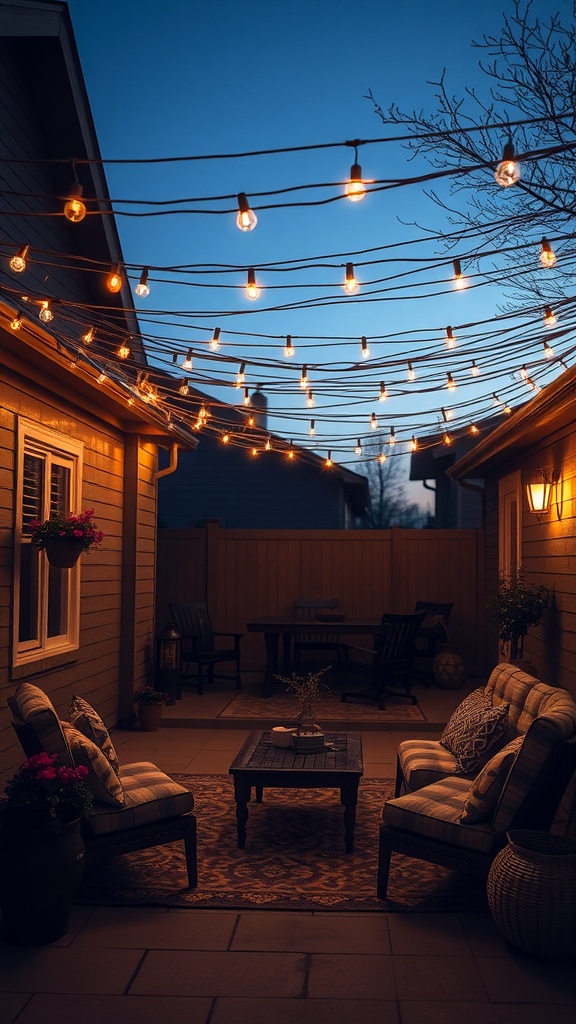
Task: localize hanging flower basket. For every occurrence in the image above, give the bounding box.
[42,539,85,568]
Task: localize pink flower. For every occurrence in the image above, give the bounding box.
[37,768,57,781]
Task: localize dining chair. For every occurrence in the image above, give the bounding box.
[292,598,342,668]
[169,601,243,694]
[341,610,426,709]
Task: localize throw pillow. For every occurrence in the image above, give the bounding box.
[460,735,524,823]
[62,723,125,807]
[440,688,491,752]
[451,702,510,775]
[68,695,121,775]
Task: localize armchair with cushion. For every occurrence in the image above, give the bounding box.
[8,683,198,888]
[377,663,576,899]
[170,601,242,695]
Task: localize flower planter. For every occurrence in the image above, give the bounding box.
[42,539,84,568]
[137,701,164,731]
[432,642,466,689]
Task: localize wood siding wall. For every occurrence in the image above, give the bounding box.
[157,523,482,672]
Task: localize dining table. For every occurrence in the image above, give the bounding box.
[246,615,383,697]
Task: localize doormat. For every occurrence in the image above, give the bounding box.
[78,775,488,913]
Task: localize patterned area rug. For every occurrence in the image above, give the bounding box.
[78,774,488,913]
[217,687,426,723]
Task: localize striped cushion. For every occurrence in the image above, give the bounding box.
[11,682,72,766]
[69,695,121,775]
[383,777,498,853]
[62,723,125,807]
[397,739,458,792]
[85,762,194,836]
[460,735,524,824]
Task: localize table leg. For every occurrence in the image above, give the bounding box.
[340,781,359,854]
[233,779,251,848]
[262,630,280,697]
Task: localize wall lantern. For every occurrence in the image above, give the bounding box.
[156,621,181,703]
[526,470,553,517]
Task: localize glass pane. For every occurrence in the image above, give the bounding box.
[18,542,40,644]
[50,463,71,517]
[47,563,68,638]
[22,454,44,528]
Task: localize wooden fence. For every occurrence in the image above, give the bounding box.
[157,522,485,673]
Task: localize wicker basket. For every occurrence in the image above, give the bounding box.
[487,829,576,959]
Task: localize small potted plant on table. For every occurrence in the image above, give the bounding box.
[275,666,331,751]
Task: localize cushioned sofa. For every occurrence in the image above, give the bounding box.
[8,682,198,888]
[378,663,576,899]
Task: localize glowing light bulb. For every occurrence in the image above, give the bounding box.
[355,439,362,455]
[10,314,22,330]
[378,453,386,464]
[520,364,528,379]
[443,430,452,446]
[370,412,378,430]
[236,193,257,231]
[222,432,230,444]
[106,264,122,293]
[452,259,466,290]
[446,372,456,391]
[236,361,246,387]
[82,326,95,344]
[343,262,359,294]
[265,437,271,452]
[179,379,190,395]
[471,360,480,377]
[442,407,455,422]
[251,447,258,457]
[492,392,501,407]
[63,182,86,222]
[445,326,456,350]
[539,238,556,268]
[39,300,53,323]
[284,335,295,358]
[410,435,418,452]
[543,306,557,327]
[494,140,520,187]
[407,362,416,382]
[245,267,260,299]
[10,245,29,273]
[309,419,315,437]
[543,340,554,359]
[243,388,251,407]
[345,162,366,202]
[379,381,389,401]
[182,349,193,371]
[388,427,396,447]
[503,402,512,415]
[287,443,295,461]
[135,267,149,297]
[470,423,480,436]
[209,327,221,351]
[325,452,333,467]
[97,371,107,384]
[306,388,314,408]
[361,336,370,359]
[117,339,131,359]
[300,365,309,390]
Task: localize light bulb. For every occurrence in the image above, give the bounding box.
[407,362,416,382]
[39,300,53,323]
[379,381,388,401]
[443,431,452,446]
[236,193,257,231]
[209,327,221,351]
[361,336,370,359]
[265,437,271,451]
[370,412,378,430]
[325,452,333,467]
[222,432,230,444]
[97,371,107,384]
[445,326,456,350]
[543,306,557,327]
[520,364,529,379]
[470,423,480,436]
[378,453,386,464]
[135,267,150,297]
[388,427,396,447]
[284,335,295,358]
[235,362,246,387]
[182,349,193,371]
[117,340,131,359]
[287,443,295,460]
[494,140,520,187]
[355,440,362,455]
[82,326,95,344]
[250,447,259,457]
[309,419,315,437]
[300,365,309,390]
[543,340,554,359]
[345,162,366,202]
[243,388,251,406]
[471,360,480,376]
[106,264,122,293]
[411,436,418,452]
[539,238,557,268]
[63,182,86,222]
[452,259,466,290]
[343,262,359,294]
[10,245,29,273]
[10,314,22,330]
[446,372,456,391]
[306,388,314,408]
[179,379,190,395]
[245,267,260,299]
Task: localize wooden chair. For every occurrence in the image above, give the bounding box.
[341,611,426,709]
[292,598,341,669]
[169,601,242,694]
[413,600,454,686]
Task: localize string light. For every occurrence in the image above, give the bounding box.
[63,181,86,223]
[221,432,230,443]
[182,348,193,370]
[39,300,53,323]
[135,267,150,297]
[520,364,529,379]
[117,338,131,359]
[354,439,362,455]
[361,336,370,359]
[10,313,22,330]
[377,452,386,464]
[543,306,557,327]
[82,326,95,344]
[9,245,29,273]
[243,387,251,406]
[470,423,480,436]
[543,340,554,359]
[306,388,314,408]
[300,365,309,390]
[309,419,315,436]
[443,429,452,446]
[446,372,456,391]
[492,392,501,407]
[407,361,416,382]
[539,237,557,268]
[250,446,258,457]
[265,436,272,451]
[370,412,378,430]
[452,259,466,290]
[97,371,107,384]
[494,139,520,187]
[325,451,333,467]
[106,264,123,293]
[503,401,512,415]
[410,435,418,451]
[287,441,295,460]
[388,426,396,446]
[179,379,190,395]
[208,327,221,351]
[345,157,366,202]
[343,262,359,294]
[245,267,260,299]
[236,192,257,231]
[379,381,389,401]
[445,326,456,349]
[284,335,295,357]
[236,361,246,386]
[470,360,480,376]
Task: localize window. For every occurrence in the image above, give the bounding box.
[14,419,84,668]
[498,470,522,574]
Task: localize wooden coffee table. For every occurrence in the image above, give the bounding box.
[228,730,363,853]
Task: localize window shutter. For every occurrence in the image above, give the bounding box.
[22,455,44,528]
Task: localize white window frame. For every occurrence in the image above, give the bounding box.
[13,418,84,668]
[498,470,522,575]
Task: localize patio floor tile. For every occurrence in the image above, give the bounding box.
[10,993,212,1024]
[129,950,306,998]
[306,953,396,999]
[209,997,400,1024]
[72,907,238,949]
[392,954,488,1002]
[231,911,391,954]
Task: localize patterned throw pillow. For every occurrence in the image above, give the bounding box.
[68,695,121,775]
[62,723,125,807]
[440,688,510,775]
[460,735,524,823]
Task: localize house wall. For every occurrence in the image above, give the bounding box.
[157,522,482,672]
[483,421,576,696]
[0,361,158,786]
